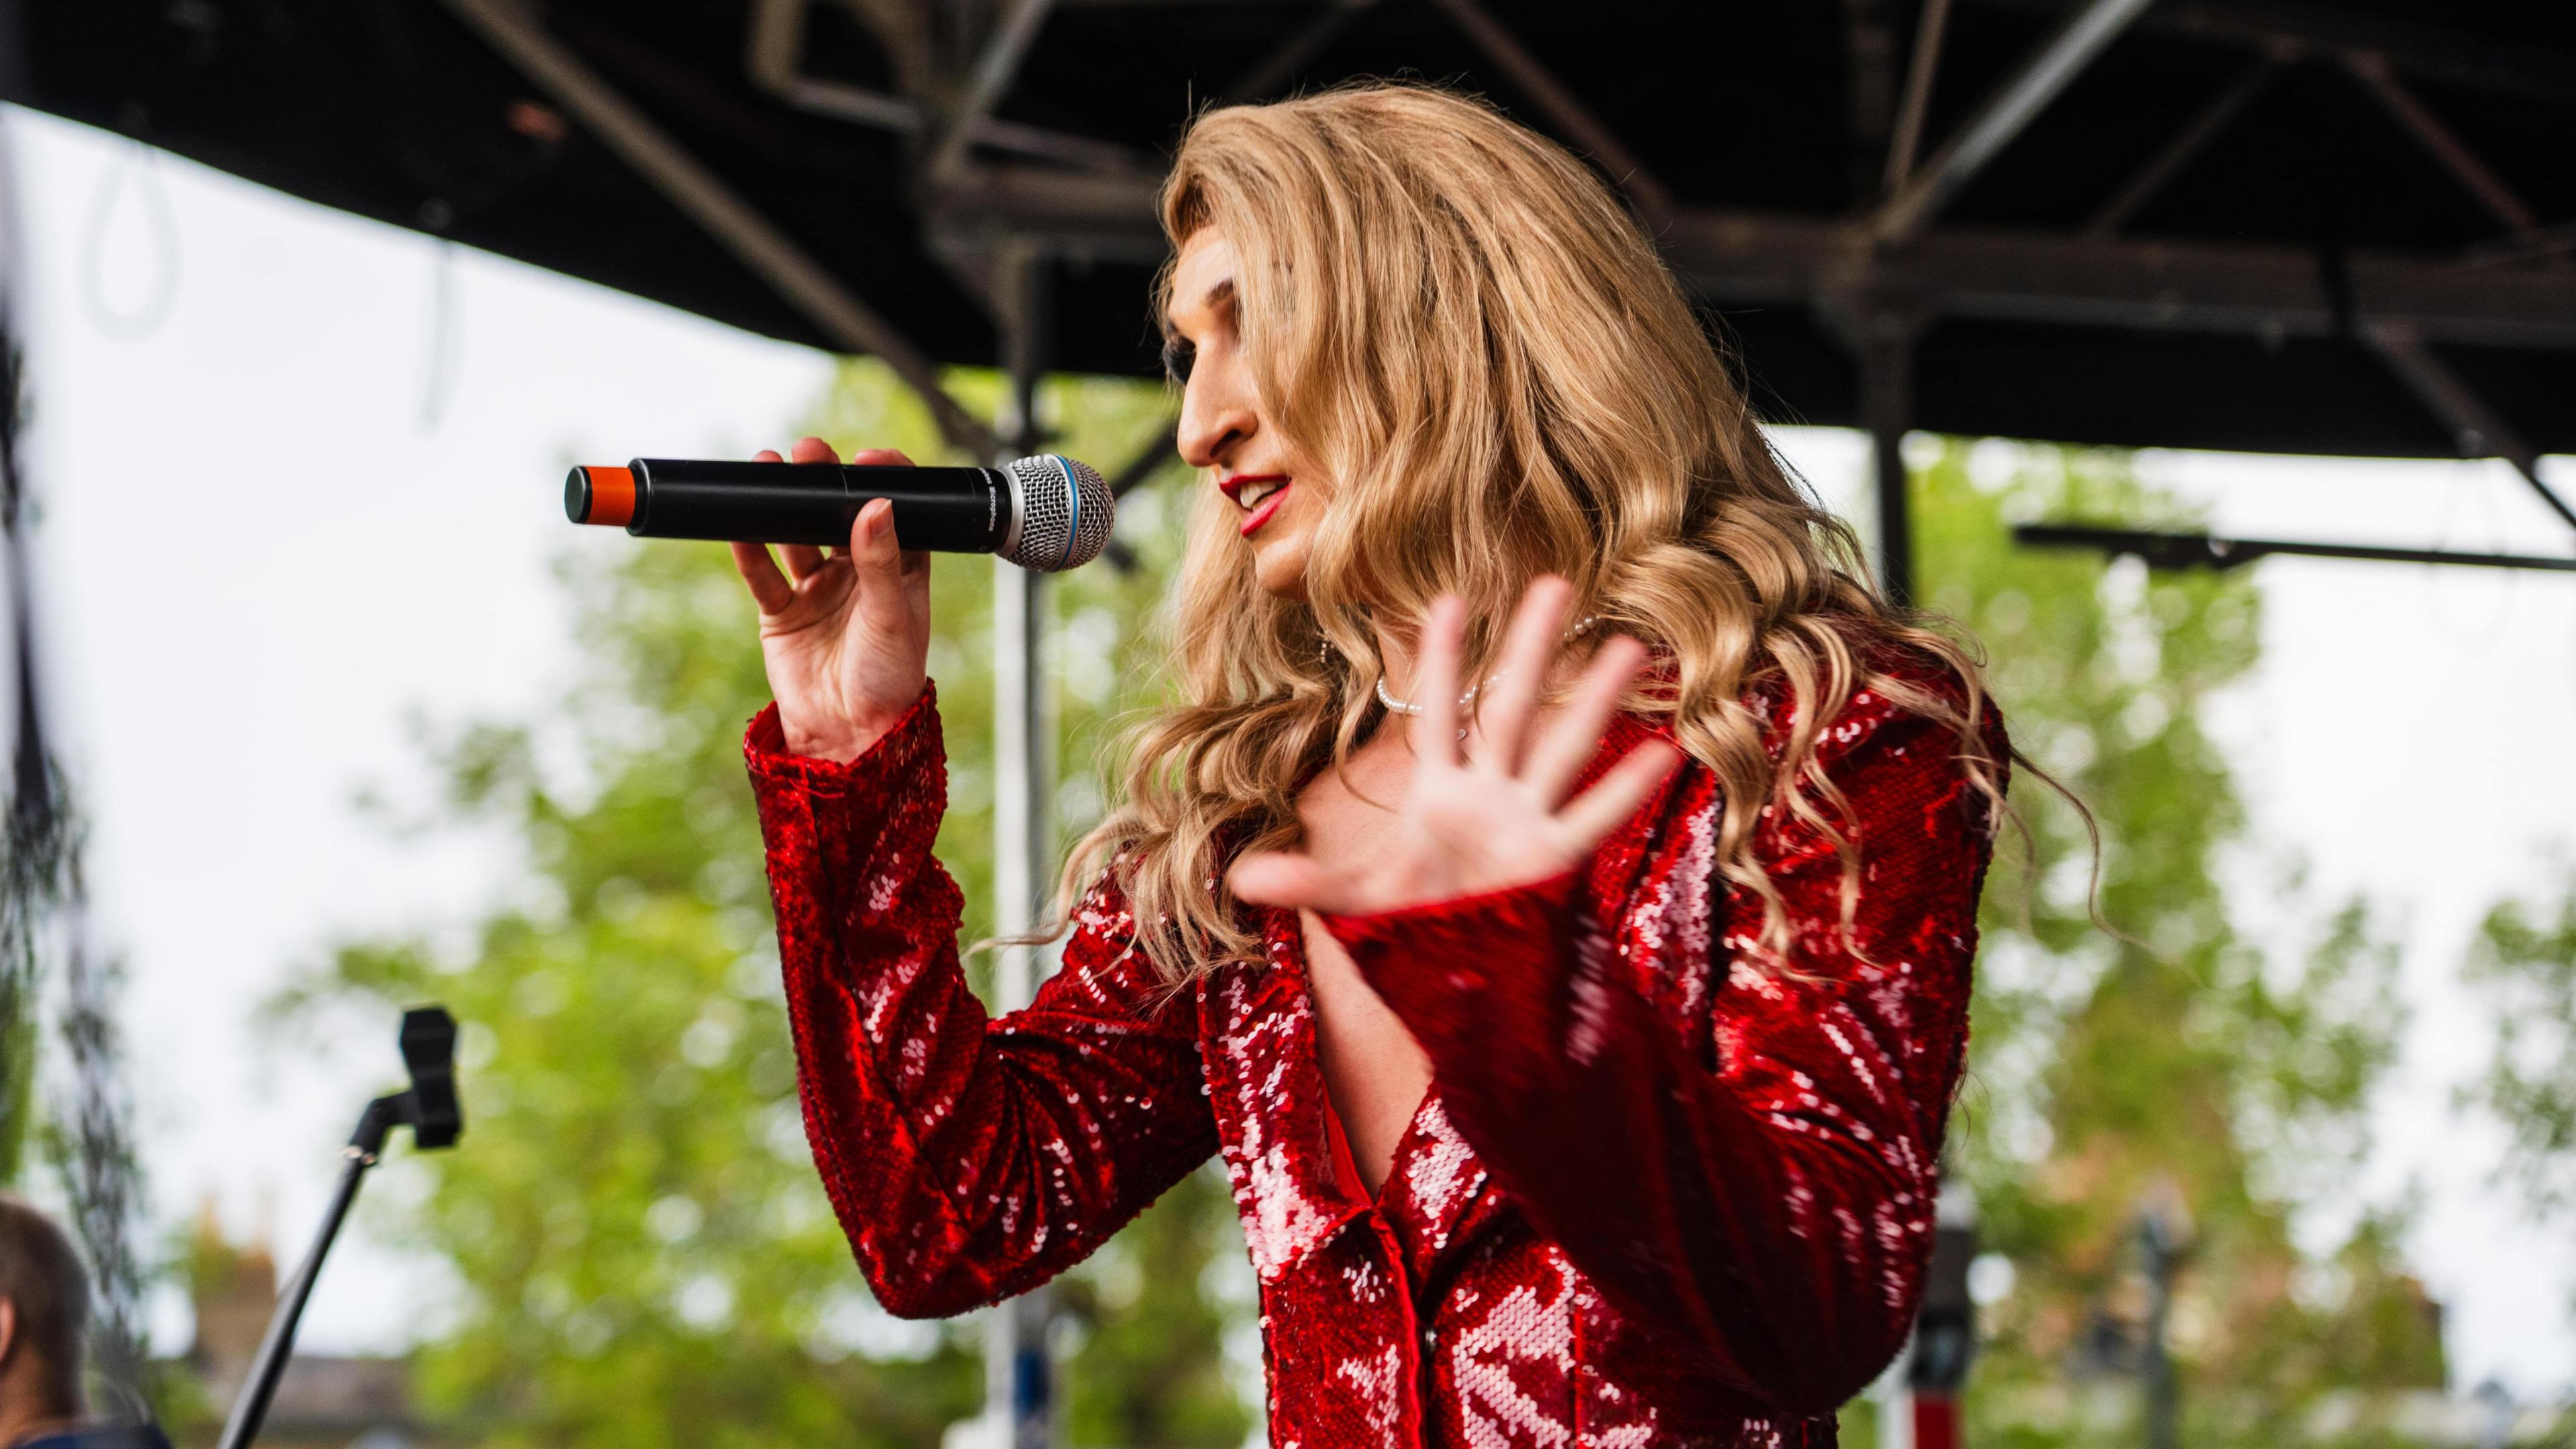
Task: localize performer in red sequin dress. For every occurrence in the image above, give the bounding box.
[733,84,2017,1449]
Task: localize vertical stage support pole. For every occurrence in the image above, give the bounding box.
[985,235,1057,1449]
[1874,1342,1917,1449]
[2137,1193,2189,1449]
[1906,1179,1978,1449]
[1858,312,1922,609]
[1872,1175,1976,1449]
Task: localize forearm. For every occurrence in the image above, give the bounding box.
[749,689,1215,1313]
[1324,707,1990,1409]
[1326,873,1927,1405]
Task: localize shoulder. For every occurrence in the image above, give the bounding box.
[1736,630,2004,769]
[1625,626,2006,831]
[1053,861,1198,1012]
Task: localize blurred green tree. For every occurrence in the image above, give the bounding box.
[1855,441,2445,1447]
[2467,874,2576,1220]
[2461,872,2576,1448]
[271,358,1252,1449]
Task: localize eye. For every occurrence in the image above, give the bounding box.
[1161,335,1195,384]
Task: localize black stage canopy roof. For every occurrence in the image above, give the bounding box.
[9,0,2576,480]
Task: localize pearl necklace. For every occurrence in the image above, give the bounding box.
[1373,616,1603,716]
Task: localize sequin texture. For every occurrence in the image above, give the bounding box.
[747,658,2003,1448]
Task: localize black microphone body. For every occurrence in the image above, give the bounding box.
[566,453,1114,572]
[591,460,1004,549]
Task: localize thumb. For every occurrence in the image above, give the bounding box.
[849,500,906,596]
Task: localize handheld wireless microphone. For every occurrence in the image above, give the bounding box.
[566,453,1115,573]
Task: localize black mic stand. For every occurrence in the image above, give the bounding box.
[215,1007,464,1449]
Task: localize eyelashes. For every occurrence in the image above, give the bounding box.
[1161,336,1196,384]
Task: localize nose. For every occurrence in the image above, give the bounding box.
[1176,359,1258,472]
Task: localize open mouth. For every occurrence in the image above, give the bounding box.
[1220,474,1292,537]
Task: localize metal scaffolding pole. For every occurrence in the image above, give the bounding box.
[2015,524,2576,572]
[1882,0,1955,196]
[985,235,1057,1449]
[1871,0,2156,245]
[933,0,1064,185]
[1423,0,1674,216]
[934,168,2576,350]
[2085,51,2285,237]
[1857,313,1922,608]
[437,0,999,458]
[2361,319,2576,533]
[2343,50,2546,239]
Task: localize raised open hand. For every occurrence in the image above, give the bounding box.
[730,438,932,763]
[1228,578,1682,918]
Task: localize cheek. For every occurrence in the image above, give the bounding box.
[1283,475,1332,533]
[1259,488,1324,559]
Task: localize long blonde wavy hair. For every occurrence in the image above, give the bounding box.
[1057,82,2016,983]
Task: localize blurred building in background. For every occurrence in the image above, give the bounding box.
[178,1208,426,1449]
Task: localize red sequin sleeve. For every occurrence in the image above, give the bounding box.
[1324,690,2000,1413]
[746,684,1218,1318]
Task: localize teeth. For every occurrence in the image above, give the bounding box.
[1239,480,1285,509]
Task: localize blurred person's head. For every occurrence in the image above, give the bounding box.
[1089,81,2007,983]
[0,1196,89,1444]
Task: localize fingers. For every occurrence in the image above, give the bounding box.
[1410,596,1468,769]
[773,445,910,567]
[730,541,797,616]
[776,441,915,469]
[779,543,828,581]
[1524,634,1652,806]
[1554,738,1683,849]
[898,547,934,618]
[745,441,889,606]
[1226,851,1363,915]
[739,447,813,608]
[1472,576,1573,773]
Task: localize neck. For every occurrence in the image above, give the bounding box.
[1371,622,1419,705]
[1366,613,1601,714]
[0,1403,81,1448]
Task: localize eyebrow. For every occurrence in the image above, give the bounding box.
[1164,276,1236,335]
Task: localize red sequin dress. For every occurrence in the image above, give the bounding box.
[747,665,2002,1448]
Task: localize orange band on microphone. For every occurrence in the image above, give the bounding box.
[584,466,637,527]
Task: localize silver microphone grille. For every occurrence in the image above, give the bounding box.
[1000,454,1116,572]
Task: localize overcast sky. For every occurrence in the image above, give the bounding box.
[7,107,2572,1399]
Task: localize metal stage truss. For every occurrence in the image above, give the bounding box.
[12,0,2575,598]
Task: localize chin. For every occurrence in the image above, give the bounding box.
[1249,535,1313,601]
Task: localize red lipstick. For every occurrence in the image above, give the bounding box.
[1240,491,1285,537]
[1219,473,1291,537]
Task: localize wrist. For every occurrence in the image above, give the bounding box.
[778,689,924,765]
[780,721,873,764]
[781,713,901,764]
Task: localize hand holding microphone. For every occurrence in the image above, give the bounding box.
[566,437,1116,763]
[722,441,932,763]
